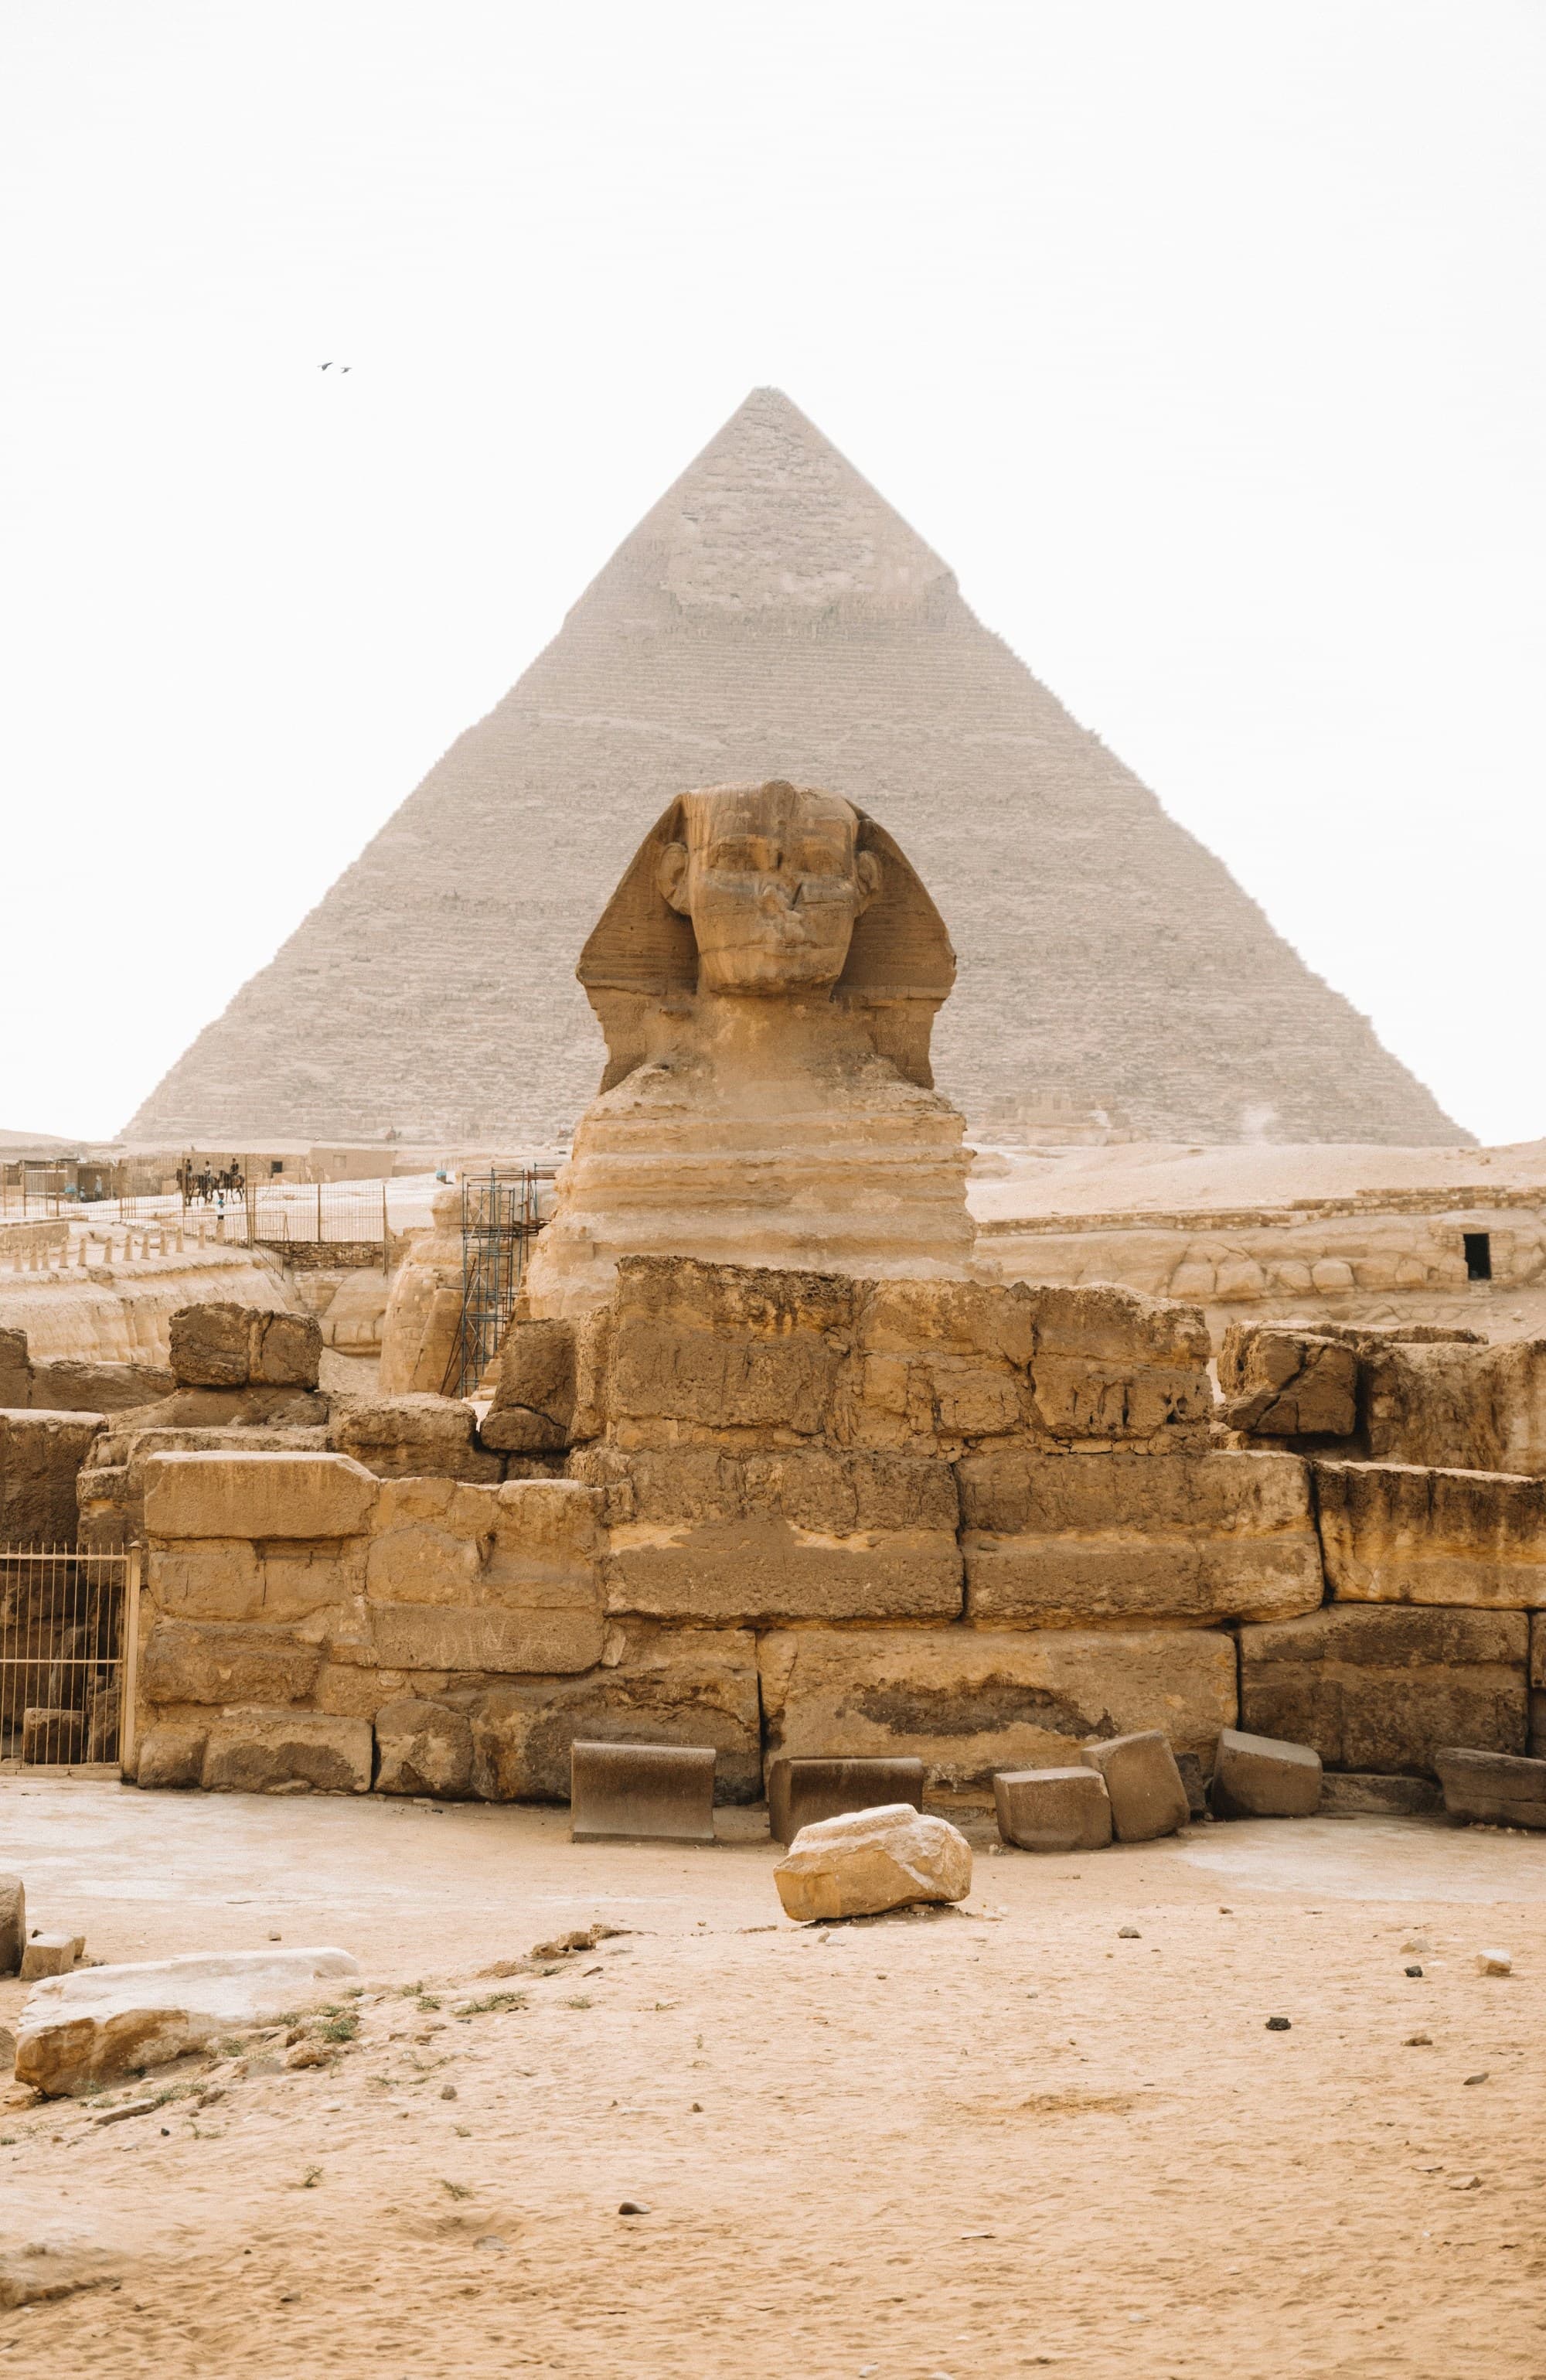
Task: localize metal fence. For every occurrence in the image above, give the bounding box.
[0,1546,140,1772]
[445,1170,555,1398]
[215,1183,390,1247]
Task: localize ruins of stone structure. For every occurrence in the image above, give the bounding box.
[123,390,1459,1152]
[523,779,974,1314]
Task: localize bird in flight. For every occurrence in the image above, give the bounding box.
[318,361,352,373]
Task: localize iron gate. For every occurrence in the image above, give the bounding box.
[0,1546,141,1771]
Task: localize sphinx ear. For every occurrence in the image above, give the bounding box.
[656,842,691,914]
[855,848,882,913]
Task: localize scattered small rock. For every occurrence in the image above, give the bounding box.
[1463,2071,1490,2086]
[475,2235,508,2253]
[90,2099,162,2128]
[441,2084,458,2101]
[1265,2017,1291,2032]
[284,2041,331,2071]
[1448,2175,1482,2192]
[617,2201,650,2217]
[1476,1949,1512,1976]
[1403,2034,1432,2048]
[1117,1926,1140,1940]
[1401,1936,1432,1955]
[1405,1965,1424,1979]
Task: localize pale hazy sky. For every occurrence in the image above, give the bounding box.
[3,2,1542,1146]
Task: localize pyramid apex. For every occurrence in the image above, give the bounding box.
[577,387,956,623]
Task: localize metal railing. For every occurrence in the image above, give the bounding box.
[225,1183,390,1247]
[0,1546,141,1772]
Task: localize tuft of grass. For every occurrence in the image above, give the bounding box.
[453,1992,527,2020]
[441,2180,473,2201]
[301,2166,323,2188]
[316,2013,360,2044]
[563,1996,593,2011]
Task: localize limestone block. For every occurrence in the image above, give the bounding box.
[854,1278,1040,1369]
[317,1268,390,1355]
[993,1765,1112,1853]
[1434,1746,1546,1830]
[484,1318,577,1453]
[331,1395,500,1483]
[1217,1326,1359,1439]
[570,1739,717,1843]
[471,1624,761,1803]
[19,1934,83,1980]
[135,1724,209,1788]
[364,1478,602,1671]
[1079,1730,1191,1842]
[959,1448,1322,1628]
[21,1709,83,1764]
[200,1707,373,1794]
[0,1330,32,1409]
[0,1410,107,1542]
[0,1875,25,1974]
[148,1539,265,1621]
[1360,1342,1500,1472]
[608,1256,851,1435]
[1027,1284,1212,1447]
[368,1602,601,1674]
[143,1451,378,1543]
[373,1695,474,1797]
[768,1755,925,1846]
[773,1805,972,1921]
[759,1625,1238,1788]
[1210,1725,1322,1818]
[14,1946,359,2094]
[169,1304,322,1391]
[29,1359,176,1413]
[139,1620,320,1708]
[1315,1462,1546,1608]
[1239,1604,1527,1774]
[1319,1773,1439,1816]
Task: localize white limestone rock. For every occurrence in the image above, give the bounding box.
[14,1946,359,2095]
[772,1802,971,1922]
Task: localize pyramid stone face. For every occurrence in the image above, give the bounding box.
[125,390,1462,1151]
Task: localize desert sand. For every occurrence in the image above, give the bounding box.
[2,1782,1544,2378]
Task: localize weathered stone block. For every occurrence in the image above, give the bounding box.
[369,1601,601,1674]
[773,1805,972,1921]
[140,1620,320,1707]
[0,1410,106,1542]
[363,1478,602,1669]
[1210,1725,1322,1818]
[169,1304,321,1390]
[759,1625,1237,1789]
[1079,1730,1190,1842]
[959,1448,1322,1628]
[29,1359,176,1414]
[1434,1745,1546,1829]
[570,1739,717,1843]
[332,1395,500,1482]
[608,1256,850,1435]
[201,1707,373,1794]
[144,1451,378,1543]
[1239,1603,1527,1774]
[15,1947,359,2094]
[471,1625,761,1802]
[1026,1284,1213,1447]
[0,1875,25,1975]
[135,1724,209,1789]
[768,1755,925,1846]
[1318,1771,1440,1816]
[993,1765,1112,1853]
[20,1708,83,1764]
[373,1696,474,1797]
[484,1318,578,1453]
[1315,1462,1546,1608]
[1218,1325,1359,1438]
[148,1539,266,1621]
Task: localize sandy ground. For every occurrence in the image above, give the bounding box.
[965,1137,1546,1224]
[1,1787,1544,2378]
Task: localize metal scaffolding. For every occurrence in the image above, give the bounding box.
[445,1169,553,1400]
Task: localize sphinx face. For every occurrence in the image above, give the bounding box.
[657,782,880,996]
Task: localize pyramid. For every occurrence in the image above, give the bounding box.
[125,390,1463,1151]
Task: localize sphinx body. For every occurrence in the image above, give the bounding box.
[521,781,976,1319]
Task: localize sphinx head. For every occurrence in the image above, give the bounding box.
[654,780,881,996]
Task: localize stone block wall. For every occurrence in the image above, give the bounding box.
[111,1258,1546,1798]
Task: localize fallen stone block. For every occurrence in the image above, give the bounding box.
[134,1725,209,1790]
[14,1946,359,2094]
[1079,1730,1190,1842]
[1210,1725,1323,1819]
[0,1877,24,1976]
[143,1449,377,1542]
[1217,1325,1359,1439]
[773,1804,972,1921]
[201,1708,373,1795]
[1239,1604,1527,1775]
[169,1304,321,1390]
[993,1765,1112,1852]
[19,1933,83,1982]
[1319,1772,1441,1817]
[1315,1461,1546,1608]
[767,1756,925,1846]
[760,1625,1236,1789]
[569,1740,717,1843]
[373,1696,474,1798]
[1435,1746,1546,1830]
[20,1709,83,1765]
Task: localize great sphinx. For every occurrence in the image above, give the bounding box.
[520,779,976,1316]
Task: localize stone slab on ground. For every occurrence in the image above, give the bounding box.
[1434,1746,1546,1830]
[957,1447,1322,1628]
[772,1804,972,1921]
[19,1932,83,1980]
[200,1707,373,1795]
[1080,1730,1191,1842]
[1239,1604,1527,1775]
[14,1945,359,2093]
[569,1739,717,1844]
[993,1765,1112,1853]
[1315,1461,1546,1608]
[767,1756,925,1846]
[1210,1725,1323,1819]
[760,1625,1237,1789]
